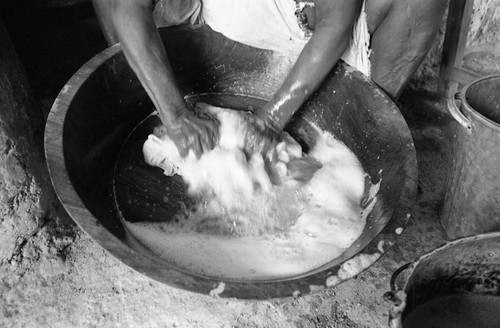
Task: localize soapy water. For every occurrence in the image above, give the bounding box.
[121,106,379,280]
[140,104,314,237]
[164,181,309,236]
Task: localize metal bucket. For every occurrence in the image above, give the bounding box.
[385,232,500,328]
[44,26,417,298]
[441,75,500,239]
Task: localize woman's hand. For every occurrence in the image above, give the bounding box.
[102,0,217,159]
[162,105,220,158]
[256,0,361,132]
[240,112,282,161]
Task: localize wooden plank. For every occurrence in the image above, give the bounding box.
[438,0,474,97]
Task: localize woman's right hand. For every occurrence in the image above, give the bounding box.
[160,105,220,158]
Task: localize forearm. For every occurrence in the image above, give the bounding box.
[92,0,119,45]
[261,29,350,129]
[260,0,361,130]
[110,0,186,126]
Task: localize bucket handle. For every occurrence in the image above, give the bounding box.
[383,262,411,328]
[389,262,411,292]
[447,94,473,134]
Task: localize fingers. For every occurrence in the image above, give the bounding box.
[242,117,281,159]
[286,157,322,182]
[191,135,204,159]
[203,118,220,150]
[196,119,219,153]
[191,110,220,150]
[175,135,190,158]
[171,113,220,158]
[174,133,204,158]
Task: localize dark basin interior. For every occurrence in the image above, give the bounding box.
[45,26,417,299]
[465,75,500,125]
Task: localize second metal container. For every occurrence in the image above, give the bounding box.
[441,75,500,239]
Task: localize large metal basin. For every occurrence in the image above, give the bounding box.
[45,26,417,299]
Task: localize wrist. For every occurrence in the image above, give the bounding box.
[158,103,189,126]
[265,115,282,134]
[256,110,282,133]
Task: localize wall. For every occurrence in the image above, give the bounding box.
[412,0,500,91]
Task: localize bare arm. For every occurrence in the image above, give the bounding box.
[259,0,362,130]
[91,0,119,45]
[109,0,186,125]
[93,0,218,157]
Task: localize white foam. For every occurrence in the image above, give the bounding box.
[126,108,379,280]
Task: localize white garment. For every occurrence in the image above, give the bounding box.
[142,104,313,205]
[201,0,371,76]
[153,0,371,76]
[201,0,309,55]
[340,1,371,77]
[143,105,275,206]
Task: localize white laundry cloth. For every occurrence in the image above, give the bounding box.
[142,105,275,208]
[142,104,321,209]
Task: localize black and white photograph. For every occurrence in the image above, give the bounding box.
[0,0,499,327]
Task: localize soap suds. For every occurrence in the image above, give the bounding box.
[124,105,379,280]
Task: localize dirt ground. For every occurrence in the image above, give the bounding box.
[1,2,499,328]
